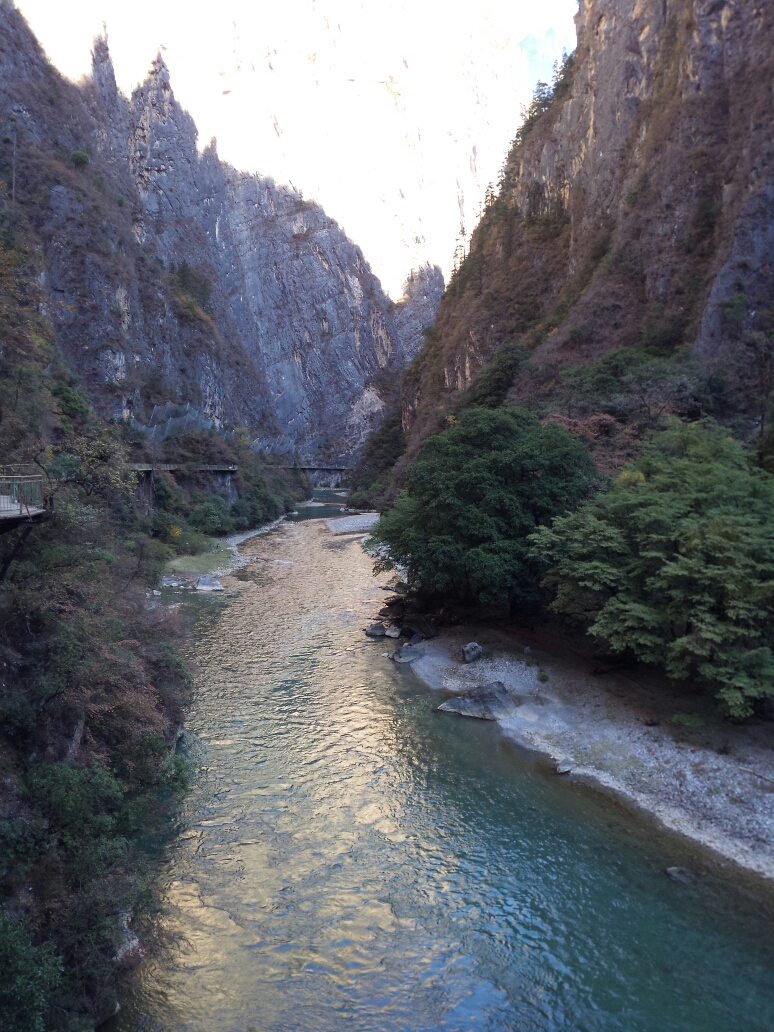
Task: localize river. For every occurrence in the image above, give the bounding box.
[112,500,774,1032]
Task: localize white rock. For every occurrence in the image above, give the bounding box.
[462,642,483,663]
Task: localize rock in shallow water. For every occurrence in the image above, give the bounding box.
[665,866,698,885]
[393,644,425,663]
[555,758,574,775]
[365,623,387,637]
[385,625,401,638]
[437,682,522,720]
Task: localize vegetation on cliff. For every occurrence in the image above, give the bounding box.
[365,1,774,721]
[0,191,303,1027]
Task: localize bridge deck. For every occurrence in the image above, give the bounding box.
[0,505,46,520]
[130,464,238,473]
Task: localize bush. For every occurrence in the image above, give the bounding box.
[187,493,234,535]
[168,261,213,315]
[70,150,89,169]
[49,380,90,421]
[465,341,528,410]
[25,763,124,854]
[0,910,61,1032]
[0,693,37,743]
[531,420,774,716]
[374,406,596,607]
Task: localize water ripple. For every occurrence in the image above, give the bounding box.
[115,519,774,1032]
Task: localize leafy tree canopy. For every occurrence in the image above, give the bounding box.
[374,406,596,606]
[531,420,774,716]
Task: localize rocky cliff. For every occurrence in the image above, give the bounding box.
[398,0,774,463]
[0,1,440,465]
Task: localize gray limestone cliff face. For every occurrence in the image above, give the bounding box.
[0,3,442,464]
[396,0,773,454]
[391,264,445,361]
[117,53,409,462]
[505,0,774,371]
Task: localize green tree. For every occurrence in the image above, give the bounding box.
[374,406,596,606]
[531,420,774,716]
[466,341,528,410]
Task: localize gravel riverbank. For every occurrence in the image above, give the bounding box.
[408,627,774,882]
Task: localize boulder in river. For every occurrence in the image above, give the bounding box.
[385,625,401,638]
[555,758,574,775]
[462,642,483,663]
[437,681,523,720]
[365,623,387,637]
[196,576,223,591]
[161,575,190,588]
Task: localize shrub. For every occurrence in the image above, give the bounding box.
[0,910,61,1032]
[49,380,90,421]
[374,406,596,607]
[531,420,774,716]
[187,493,234,535]
[466,340,528,410]
[70,150,89,169]
[24,763,124,854]
[168,261,213,315]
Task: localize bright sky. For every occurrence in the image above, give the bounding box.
[15,0,577,297]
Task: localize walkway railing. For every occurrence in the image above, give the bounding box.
[0,469,44,516]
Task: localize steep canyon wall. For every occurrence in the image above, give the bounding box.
[399,0,774,461]
[0,1,441,465]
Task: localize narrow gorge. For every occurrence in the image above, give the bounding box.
[1,1,774,1030]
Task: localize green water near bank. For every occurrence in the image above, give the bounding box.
[112,508,774,1032]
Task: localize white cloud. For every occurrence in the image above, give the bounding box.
[15,0,577,297]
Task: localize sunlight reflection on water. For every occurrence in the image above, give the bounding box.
[113,517,774,1032]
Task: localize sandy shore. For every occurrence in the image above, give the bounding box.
[407,626,774,882]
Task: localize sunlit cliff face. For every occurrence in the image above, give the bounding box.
[15,0,576,297]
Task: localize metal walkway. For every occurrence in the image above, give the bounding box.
[0,469,51,534]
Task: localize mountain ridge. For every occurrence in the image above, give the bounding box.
[0,0,443,465]
[390,0,773,479]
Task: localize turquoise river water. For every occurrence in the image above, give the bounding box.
[112,500,774,1032]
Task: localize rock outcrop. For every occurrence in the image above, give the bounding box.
[391,264,445,361]
[397,0,774,458]
[0,1,442,464]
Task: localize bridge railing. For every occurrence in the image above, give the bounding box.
[0,472,44,515]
